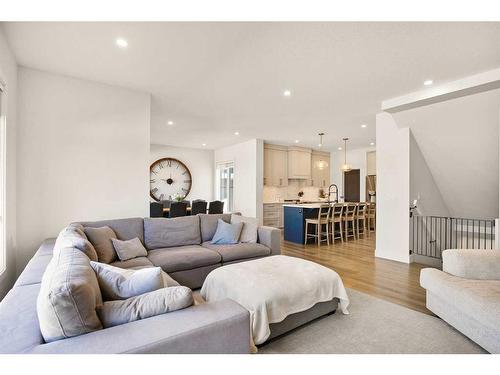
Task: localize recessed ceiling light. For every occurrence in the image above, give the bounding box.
[294,140,300,143]
[115,38,128,48]
[234,131,240,136]
[202,143,207,146]
[424,79,433,86]
[167,120,174,126]
[338,147,342,151]
[283,90,292,97]
[370,142,375,146]
[361,124,367,128]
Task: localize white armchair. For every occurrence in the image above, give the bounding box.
[420,249,500,353]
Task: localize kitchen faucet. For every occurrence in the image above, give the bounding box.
[327,184,339,203]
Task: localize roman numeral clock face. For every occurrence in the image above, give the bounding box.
[150,158,192,201]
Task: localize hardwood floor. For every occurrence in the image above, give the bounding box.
[281,233,434,315]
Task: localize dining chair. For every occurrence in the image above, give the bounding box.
[208,200,224,214]
[367,202,376,236]
[181,200,191,208]
[191,200,208,215]
[343,203,357,241]
[329,203,344,243]
[355,202,368,239]
[305,205,331,246]
[169,202,188,218]
[149,202,163,218]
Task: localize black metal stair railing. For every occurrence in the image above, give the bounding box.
[409,215,496,259]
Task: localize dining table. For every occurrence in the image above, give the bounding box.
[162,207,192,214]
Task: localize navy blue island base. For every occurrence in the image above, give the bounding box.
[283,205,322,244]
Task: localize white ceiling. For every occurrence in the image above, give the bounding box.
[3,22,500,150]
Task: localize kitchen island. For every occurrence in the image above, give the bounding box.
[283,203,331,244]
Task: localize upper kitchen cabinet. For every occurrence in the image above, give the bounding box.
[311,150,331,188]
[288,146,312,179]
[366,151,376,175]
[264,144,288,187]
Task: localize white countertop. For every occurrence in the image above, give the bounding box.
[282,203,330,208]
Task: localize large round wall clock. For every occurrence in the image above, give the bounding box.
[150,158,192,201]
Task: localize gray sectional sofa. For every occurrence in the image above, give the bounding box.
[0,213,281,354]
[420,249,500,354]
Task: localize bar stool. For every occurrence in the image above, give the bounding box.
[355,202,368,239]
[305,205,331,246]
[367,202,376,236]
[343,203,357,241]
[329,203,344,243]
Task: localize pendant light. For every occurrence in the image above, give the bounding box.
[318,132,324,148]
[341,137,352,172]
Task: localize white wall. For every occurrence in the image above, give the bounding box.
[0,27,17,299]
[214,139,263,221]
[409,133,449,217]
[395,89,500,219]
[331,146,375,201]
[375,112,410,263]
[150,144,214,201]
[16,68,151,273]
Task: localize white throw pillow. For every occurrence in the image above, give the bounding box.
[97,286,193,328]
[111,237,147,261]
[90,262,164,300]
[231,214,258,243]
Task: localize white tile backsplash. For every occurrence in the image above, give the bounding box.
[263,180,323,203]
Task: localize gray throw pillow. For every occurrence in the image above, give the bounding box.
[37,248,103,342]
[230,214,258,243]
[90,261,164,300]
[111,237,147,261]
[211,219,243,244]
[97,286,193,328]
[54,226,98,261]
[84,226,118,263]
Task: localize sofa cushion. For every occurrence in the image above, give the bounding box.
[211,219,243,244]
[110,256,154,270]
[0,284,44,353]
[84,226,118,264]
[14,254,53,288]
[90,262,164,300]
[144,216,201,250]
[97,286,193,328]
[199,213,232,242]
[202,241,271,263]
[37,247,103,342]
[147,245,221,273]
[78,217,145,243]
[112,237,147,261]
[231,214,258,243]
[55,226,98,261]
[421,268,500,331]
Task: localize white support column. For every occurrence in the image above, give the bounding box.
[375,112,411,263]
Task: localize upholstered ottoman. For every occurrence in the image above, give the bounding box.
[200,255,349,348]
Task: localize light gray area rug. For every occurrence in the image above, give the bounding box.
[259,289,486,354]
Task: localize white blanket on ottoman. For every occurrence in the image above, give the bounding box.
[201,255,349,346]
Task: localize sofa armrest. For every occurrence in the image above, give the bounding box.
[25,299,251,354]
[442,249,500,280]
[258,226,281,256]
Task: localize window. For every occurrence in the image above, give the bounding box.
[0,82,5,275]
[216,162,234,212]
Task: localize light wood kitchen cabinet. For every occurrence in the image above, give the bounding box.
[311,151,331,188]
[287,146,311,179]
[366,151,376,176]
[263,203,283,228]
[264,144,288,187]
